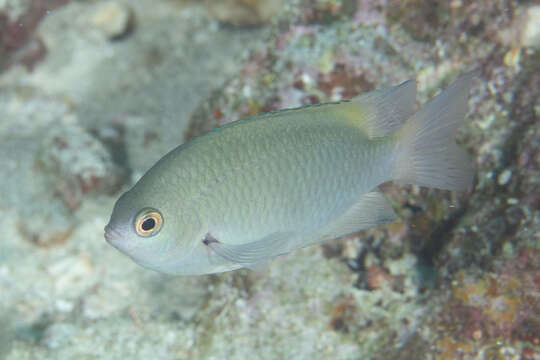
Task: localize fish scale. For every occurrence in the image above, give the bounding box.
[196,117,393,246]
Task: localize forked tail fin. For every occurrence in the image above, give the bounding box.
[393,72,476,190]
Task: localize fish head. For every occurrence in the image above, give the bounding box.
[104,186,202,274]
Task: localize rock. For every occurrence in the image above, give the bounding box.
[0,0,68,70]
[520,6,540,48]
[89,2,133,40]
[48,253,95,297]
[42,323,76,350]
[497,169,512,185]
[39,120,124,209]
[82,282,132,320]
[204,0,283,26]
[0,313,14,358]
[16,206,74,247]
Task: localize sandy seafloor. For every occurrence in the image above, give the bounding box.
[0,1,539,359]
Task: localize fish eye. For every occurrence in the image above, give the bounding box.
[134,208,163,237]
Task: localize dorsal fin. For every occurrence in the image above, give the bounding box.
[347,79,417,138]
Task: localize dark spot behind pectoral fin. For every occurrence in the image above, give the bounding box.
[203,232,294,265]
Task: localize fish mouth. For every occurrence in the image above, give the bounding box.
[104,224,122,246]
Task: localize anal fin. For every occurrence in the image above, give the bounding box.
[313,190,397,244]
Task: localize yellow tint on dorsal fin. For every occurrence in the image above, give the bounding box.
[339,79,417,138]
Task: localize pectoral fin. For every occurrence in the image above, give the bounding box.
[203,232,294,265]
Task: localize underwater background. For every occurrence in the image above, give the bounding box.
[0,0,538,359]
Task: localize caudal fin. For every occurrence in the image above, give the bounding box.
[394,72,476,190]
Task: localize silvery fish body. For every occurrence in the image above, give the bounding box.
[105,73,475,275]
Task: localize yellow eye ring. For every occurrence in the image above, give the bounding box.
[134,208,163,237]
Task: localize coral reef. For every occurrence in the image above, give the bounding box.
[0,0,68,70]
[186,0,540,358]
[430,248,539,359]
[204,0,284,26]
[88,1,134,40]
[0,0,538,359]
[39,121,125,210]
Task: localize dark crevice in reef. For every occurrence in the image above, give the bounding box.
[497,68,539,184]
[416,204,469,268]
[415,61,539,279]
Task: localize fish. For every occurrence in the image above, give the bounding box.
[105,72,475,275]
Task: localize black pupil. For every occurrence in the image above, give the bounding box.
[141,217,156,231]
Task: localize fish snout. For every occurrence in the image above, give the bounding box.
[104,224,122,245]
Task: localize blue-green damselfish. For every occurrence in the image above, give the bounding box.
[105,72,475,275]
